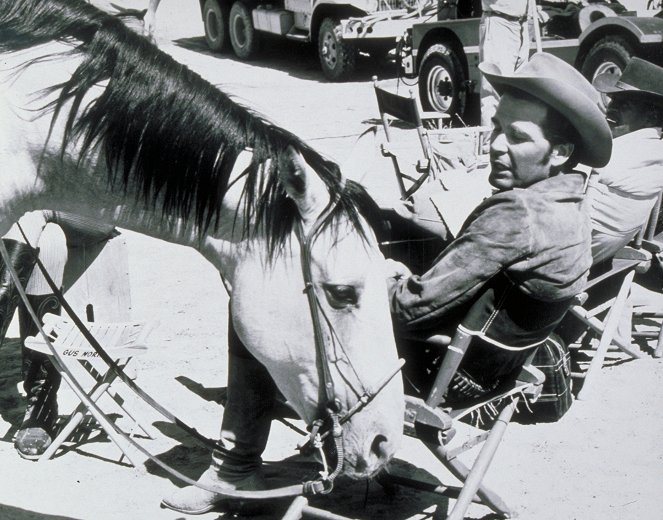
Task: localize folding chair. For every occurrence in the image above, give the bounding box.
[381,275,568,520]
[373,76,449,199]
[22,233,156,465]
[563,256,645,400]
[627,193,663,358]
[24,313,155,465]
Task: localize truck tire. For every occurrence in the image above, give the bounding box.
[318,18,357,81]
[580,35,634,85]
[229,1,260,60]
[203,0,229,52]
[418,43,466,118]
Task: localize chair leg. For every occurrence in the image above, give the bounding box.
[446,398,518,520]
[39,371,142,467]
[424,425,514,518]
[655,324,663,358]
[577,271,635,400]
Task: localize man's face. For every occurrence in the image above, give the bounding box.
[606,97,644,137]
[489,92,561,191]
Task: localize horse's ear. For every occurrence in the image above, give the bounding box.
[278,147,330,226]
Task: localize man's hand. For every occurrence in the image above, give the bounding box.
[385,258,412,281]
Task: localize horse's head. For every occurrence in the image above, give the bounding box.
[228,148,404,480]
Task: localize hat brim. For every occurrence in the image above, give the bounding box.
[480,62,612,168]
[605,88,663,108]
[593,71,622,93]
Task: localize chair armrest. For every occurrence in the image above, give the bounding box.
[420,111,450,120]
[614,245,651,262]
[404,395,454,431]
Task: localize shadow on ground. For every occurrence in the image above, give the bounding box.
[172,36,399,83]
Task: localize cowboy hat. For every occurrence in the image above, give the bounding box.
[594,57,663,108]
[479,52,612,168]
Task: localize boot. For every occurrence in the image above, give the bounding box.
[0,239,38,342]
[14,293,62,460]
[161,349,277,515]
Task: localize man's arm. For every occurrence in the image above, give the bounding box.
[144,0,161,37]
[388,192,531,329]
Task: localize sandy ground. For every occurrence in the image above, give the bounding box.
[0,1,662,519]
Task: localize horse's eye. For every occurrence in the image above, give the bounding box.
[323,284,358,309]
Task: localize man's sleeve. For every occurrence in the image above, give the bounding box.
[389,191,531,329]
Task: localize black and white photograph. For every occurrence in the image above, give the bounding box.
[0,0,661,518]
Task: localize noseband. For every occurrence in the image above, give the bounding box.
[295,197,404,494]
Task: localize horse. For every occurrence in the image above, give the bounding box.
[0,0,404,482]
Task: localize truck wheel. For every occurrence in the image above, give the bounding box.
[229,0,260,60]
[580,35,634,102]
[318,18,357,81]
[418,43,466,118]
[203,0,229,52]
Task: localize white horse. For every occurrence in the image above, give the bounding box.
[0,0,403,480]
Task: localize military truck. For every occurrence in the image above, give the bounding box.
[398,3,663,121]
[197,0,435,80]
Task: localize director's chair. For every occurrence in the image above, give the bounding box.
[22,233,156,465]
[24,313,155,465]
[373,76,449,199]
[381,274,562,520]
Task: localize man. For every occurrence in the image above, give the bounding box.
[389,52,612,396]
[587,57,663,264]
[479,0,530,127]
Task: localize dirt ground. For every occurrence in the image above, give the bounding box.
[0,1,662,519]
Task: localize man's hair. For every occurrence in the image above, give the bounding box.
[504,88,581,171]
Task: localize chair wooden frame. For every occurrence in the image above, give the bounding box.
[24,313,155,465]
[384,328,544,520]
[566,257,644,399]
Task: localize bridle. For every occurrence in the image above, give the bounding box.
[294,196,404,494]
[0,195,403,500]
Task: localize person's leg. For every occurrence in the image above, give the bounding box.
[0,239,38,343]
[479,16,528,127]
[161,312,277,514]
[14,222,67,459]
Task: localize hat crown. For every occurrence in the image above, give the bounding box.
[614,57,663,97]
[512,52,602,106]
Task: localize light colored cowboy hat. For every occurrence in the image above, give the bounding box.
[594,57,663,108]
[479,52,612,168]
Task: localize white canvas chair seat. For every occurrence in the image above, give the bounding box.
[24,313,155,465]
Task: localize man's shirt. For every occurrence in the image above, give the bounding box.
[482,0,528,18]
[389,172,592,330]
[589,127,663,263]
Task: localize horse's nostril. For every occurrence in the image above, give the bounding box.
[370,434,389,461]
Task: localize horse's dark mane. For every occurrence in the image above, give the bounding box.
[0,0,382,254]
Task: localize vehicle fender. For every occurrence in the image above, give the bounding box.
[579,15,663,47]
[311,2,369,41]
[413,20,482,81]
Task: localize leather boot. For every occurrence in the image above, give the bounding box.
[161,347,277,515]
[0,239,38,342]
[14,293,62,460]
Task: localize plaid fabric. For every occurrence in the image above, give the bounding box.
[529,334,573,421]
